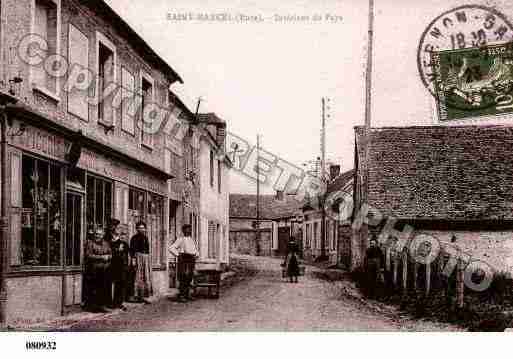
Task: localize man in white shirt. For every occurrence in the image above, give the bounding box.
[169,224,199,302]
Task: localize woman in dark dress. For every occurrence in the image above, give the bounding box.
[283,238,300,283]
[84,226,112,312]
[129,221,153,303]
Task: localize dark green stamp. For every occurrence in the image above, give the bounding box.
[432,43,513,121]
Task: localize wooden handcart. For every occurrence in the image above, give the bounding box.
[192,262,221,299]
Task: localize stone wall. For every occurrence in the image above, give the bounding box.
[229,229,272,257]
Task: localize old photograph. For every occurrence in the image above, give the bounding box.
[1,0,513,351]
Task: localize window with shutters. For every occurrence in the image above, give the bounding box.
[210,150,214,187]
[140,73,154,148]
[32,0,61,99]
[67,24,88,120]
[121,66,136,135]
[96,32,116,126]
[217,159,221,193]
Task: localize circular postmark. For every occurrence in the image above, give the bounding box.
[417,5,513,115]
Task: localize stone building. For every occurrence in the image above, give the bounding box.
[0,0,192,324]
[229,192,303,257]
[196,113,231,269]
[300,167,354,265]
[352,125,513,275]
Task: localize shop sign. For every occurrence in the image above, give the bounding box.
[10,122,167,195]
[10,122,68,161]
[78,149,167,195]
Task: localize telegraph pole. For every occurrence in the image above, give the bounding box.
[320,98,327,259]
[357,0,375,269]
[255,134,261,256]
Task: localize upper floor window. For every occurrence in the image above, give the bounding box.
[32,0,61,98]
[67,24,89,121]
[210,150,214,187]
[96,32,116,126]
[121,67,136,135]
[141,73,154,148]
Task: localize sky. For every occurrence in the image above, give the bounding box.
[106,0,368,194]
[106,0,513,194]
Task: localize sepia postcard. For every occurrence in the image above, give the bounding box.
[1,0,513,356]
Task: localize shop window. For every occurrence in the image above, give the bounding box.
[128,187,164,267]
[32,0,60,96]
[147,193,164,267]
[86,175,112,232]
[20,155,62,266]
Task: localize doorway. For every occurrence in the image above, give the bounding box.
[278,227,291,256]
[64,190,85,308]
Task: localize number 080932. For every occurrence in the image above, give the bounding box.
[25,341,57,350]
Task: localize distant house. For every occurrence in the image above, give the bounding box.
[353,125,513,275]
[229,192,303,257]
[197,113,232,269]
[300,167,354,266]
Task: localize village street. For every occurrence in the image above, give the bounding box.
[34,256,461,331]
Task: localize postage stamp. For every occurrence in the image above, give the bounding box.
[431,42,513,121]
[417,4,513,120]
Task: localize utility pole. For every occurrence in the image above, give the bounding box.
[320,97,327,259]
[255,134,261,256]
[357,0,375,269]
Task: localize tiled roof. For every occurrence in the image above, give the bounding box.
[229,194,303,220]
[355,125,513,220]
[327,169,354,194]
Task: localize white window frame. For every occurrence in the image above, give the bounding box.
[95,31,117,126]
[139,69,155,149]
[30,0,62,102]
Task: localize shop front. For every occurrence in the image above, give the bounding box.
[3,117,169,324]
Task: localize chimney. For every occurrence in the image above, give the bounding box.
[329,164,341,180]
[275,190,284,201]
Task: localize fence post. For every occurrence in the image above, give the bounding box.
[425,262,431,296]
[456,258,465,309]
[392,251,398,288]
[402,249,408,296]
[413,261,418,293]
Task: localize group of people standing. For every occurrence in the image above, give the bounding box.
[83,219,153,313]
